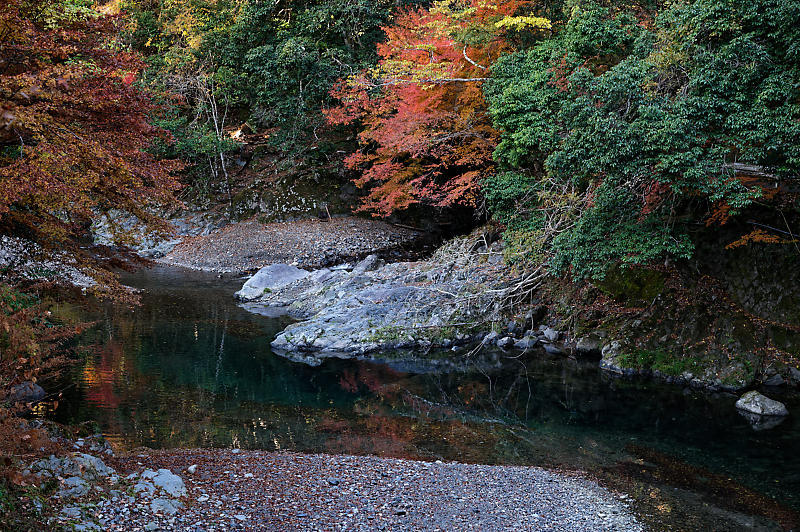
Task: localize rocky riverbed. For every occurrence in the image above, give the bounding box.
[158,217,425,273]
[33,447,643,531]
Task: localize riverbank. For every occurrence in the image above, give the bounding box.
[158,216,426,273]
[44,448,642,531]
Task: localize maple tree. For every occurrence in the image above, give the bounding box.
[0,0,181,285]
[326,0,550,216]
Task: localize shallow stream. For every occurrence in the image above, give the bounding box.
[49,266,800,529]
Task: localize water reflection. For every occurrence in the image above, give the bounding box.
[52,266,800,518]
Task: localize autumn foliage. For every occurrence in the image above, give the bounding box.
[326,0,550,216]
[0,0,180,264]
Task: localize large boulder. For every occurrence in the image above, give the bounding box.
[735,391,789,417]
[235,264,310,301]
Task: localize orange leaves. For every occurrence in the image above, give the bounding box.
[327,0,544,215]
[726,228,794,250]
[0,0,180,278]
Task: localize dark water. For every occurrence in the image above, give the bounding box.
[49,266,800,526]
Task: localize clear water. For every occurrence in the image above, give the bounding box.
[50,266,800,527]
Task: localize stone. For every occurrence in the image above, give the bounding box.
[543,343,565,356]
[150,498,183,515]
[513,337,538,350]
[186,464,197,474]
[134,481,156,496]
[9,381,45,403]
[61,506,83,519]
[763,374,785,387]
[59,476,90,498]
[152,469,187,497]
[482,331,499,345]
[543,327,560,342]
[144,522,159,531]
[575,336,602,357]
[235,264,310,301]
[497,336,514,349]
[735,391,789,417]
[352,254,384,275]
[31,454,115,483]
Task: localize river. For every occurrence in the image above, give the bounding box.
[47,266,800,529]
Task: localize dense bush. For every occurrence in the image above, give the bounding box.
[485,0,800,279]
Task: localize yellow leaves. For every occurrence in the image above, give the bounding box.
[495,15,551,31]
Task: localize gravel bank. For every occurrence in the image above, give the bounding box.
[81,449,643,531]
[158,217,424,273]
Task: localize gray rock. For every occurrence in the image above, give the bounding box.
[186,464,197,474]
[497,337,514,349]
[235,264,311,301]
[30,453,115,482]
[152,469,186,497]
[59,476,90,498]
[513,337,538,350]
[134,481,156,496]
[144,522,159,531]
[150,498,183,515]
[352,254,384,275]
[543,344,565,356]
[543,327,560,342]
[763,373,785,387]
[789,366,800,382]
[482,332,500,345]
[61,506,83,519]
[9,381,45,403]
[575,336,602,357]
[735,391,789,416]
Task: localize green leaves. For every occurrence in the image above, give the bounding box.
[485,0,800,280]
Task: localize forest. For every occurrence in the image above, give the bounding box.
[1,0,799,529]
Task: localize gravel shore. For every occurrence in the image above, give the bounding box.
[80,449,643,531]
[158,217,424,273]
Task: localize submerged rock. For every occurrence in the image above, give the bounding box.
[235,264,310,301]
[735,391,789,417]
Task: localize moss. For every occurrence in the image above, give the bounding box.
[616,348,704,376]
[594,266,665,306]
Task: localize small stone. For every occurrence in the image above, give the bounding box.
[543,327,560,342]
[543,343,565,356]
[481,331,499,345]
[496,336,514,349]
[327,478,340,486]
[234,514,248,521]
[61,506,83,519]
[186,464,197,474]
[152,469,186,497]
[144,522,159,531]
[150,498,183,515]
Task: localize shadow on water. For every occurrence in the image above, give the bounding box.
[48,266,800,529]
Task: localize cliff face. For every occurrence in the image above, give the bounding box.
[566,229,800,391]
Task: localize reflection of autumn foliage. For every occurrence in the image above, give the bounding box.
[337,361,404,396]
[82,341,124,410]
